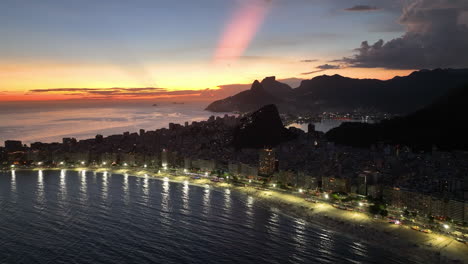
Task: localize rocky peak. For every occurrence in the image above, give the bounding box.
[251,80,264,92]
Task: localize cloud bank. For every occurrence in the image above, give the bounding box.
[341,0,468,69]
[301,64,342,75]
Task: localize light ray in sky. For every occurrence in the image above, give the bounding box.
[213,0,271,64]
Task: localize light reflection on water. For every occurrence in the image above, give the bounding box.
[10,170,16,193]
[37,170,44,203]
[80,170,87,199]
[202,185,211,216]
[60,169,66,199]
[182,180,190,211]
[102,171,108,200]
[0,170,423,264]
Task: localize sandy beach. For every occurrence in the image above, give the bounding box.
[15,167,468,263]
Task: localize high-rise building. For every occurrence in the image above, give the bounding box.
[258,148,277,176]
[4,140,22,152]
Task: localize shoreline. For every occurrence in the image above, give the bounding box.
[7,167,468,263]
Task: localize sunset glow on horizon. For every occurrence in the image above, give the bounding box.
[0,0,442,102]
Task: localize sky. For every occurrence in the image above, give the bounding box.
[1,0,467,101]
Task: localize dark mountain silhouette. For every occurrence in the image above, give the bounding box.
[260,76,293,97]
[205,77,291,112]
[232,104,295,149]
[325,83,468,151]
[206,69,468,114]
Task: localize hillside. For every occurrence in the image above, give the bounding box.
[205,77,291,112]
[325,83,468,151]
[206,69,468,114]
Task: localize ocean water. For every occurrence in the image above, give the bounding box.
[0,170,423,264]
[0,101,228,144]
[0,101,354,145]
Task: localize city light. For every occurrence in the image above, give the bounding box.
[298,188,303,193]
[60,161,64,165]
[443,224,449,229]
[249,179,252,183]
[359,202,363,206]
[324,193,329,199]
[10,164,15,168]
[102,162,107,165]
[124,163,128,166]
[205,172,209,176]
[81,161,85,165]
[272,184,276,188]
[163,177,169,182]
[38,162,43,165]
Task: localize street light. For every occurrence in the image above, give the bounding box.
[144,164,147,168]
[81,161,85,165]
[272,184,276,188]
[298,188,303,193]
[248,179,252,183]
[60,161,64,165]
[10,165,15,168]
[359,202,364,207]
[324,193,329,199]
[443,224,449,229]
[124,163,128,166]
[102,162,107,165]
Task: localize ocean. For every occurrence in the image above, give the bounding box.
[0,101,228,144]
[0,101,364,145]
[0,170,423,264]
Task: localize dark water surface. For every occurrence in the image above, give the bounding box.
[0,170,421,264]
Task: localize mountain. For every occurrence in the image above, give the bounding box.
[294,68,468,113]
[205,77,291,112]
[325,83,468,151]
[232,104,295,149]
[206,69,468,114]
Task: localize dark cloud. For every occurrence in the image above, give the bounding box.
[301,70,326,75]
[317,64,341,70]
[344,5,380,11]
[29,88,100,93]
[341,0,468,69]
[301,64,342,75]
